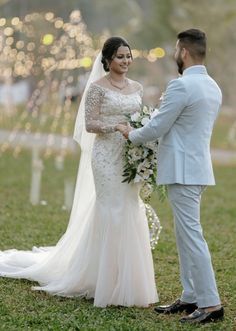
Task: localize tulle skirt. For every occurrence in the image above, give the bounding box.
[0,133,158,307]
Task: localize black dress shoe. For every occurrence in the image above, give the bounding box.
[180,307,224,324]
[154,299,197,314]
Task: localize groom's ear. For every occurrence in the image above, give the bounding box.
[181,47,188,59]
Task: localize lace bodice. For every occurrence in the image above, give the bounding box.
[85,83,142,134]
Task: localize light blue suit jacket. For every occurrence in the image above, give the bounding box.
[129,65,222,185]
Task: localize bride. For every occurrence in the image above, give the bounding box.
[0,37,159,307]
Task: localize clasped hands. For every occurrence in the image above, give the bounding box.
[115,123,133,139]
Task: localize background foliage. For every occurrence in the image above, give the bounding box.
[0,0,236,106]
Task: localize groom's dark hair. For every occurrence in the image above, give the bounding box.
[177,29,206,60]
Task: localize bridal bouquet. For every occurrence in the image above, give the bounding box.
[122,105,166,202]
[122,104,165,249]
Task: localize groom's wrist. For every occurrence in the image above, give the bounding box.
[128,129,137,144]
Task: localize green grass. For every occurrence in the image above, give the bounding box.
[211,110,236,150]
[0,102,78,136]
[0,150,236,330]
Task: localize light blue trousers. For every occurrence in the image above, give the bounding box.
[167,184,221,308]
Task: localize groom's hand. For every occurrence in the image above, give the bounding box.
[115,124,133,139]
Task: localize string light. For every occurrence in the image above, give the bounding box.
[0,10,167,162]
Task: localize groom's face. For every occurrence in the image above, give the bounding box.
[174,40,184,75]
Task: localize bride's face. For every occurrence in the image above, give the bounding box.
[110,46,132,74]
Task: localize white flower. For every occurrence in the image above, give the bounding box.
[142,148,149,158]
[142,106,153,115]
[144,141,156,150]
[131,112,141,122]
[134,174,143,183]
[142,106,149,114]
[137,162,146,173]
[140,183,153,198]
[141,117,150,126]
[140,168,153,180]
[159,92,165,101]
[142,158,152,168]
[137,159,151,173]
[128,146,143,161]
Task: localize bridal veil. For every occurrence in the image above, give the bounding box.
[0,52,105,283]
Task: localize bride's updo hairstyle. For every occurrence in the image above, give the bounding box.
[101,36,133,72]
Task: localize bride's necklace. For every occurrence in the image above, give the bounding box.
[106,75,128,90]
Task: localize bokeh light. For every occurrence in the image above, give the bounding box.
[0,18,6,26]
[45,12,54,21]
[11,17,20,26]
[42,34,54,45]
[4,27,14,36]
[80,57,92,68]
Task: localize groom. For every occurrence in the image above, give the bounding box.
[117,29,224,324]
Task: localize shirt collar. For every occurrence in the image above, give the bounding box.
[183,65,208,76]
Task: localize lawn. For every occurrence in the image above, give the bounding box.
[0,150,235,331]
[211,108,236,150]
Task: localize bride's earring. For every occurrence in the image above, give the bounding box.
[106,60,111,71]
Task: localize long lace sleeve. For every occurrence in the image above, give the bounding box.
[137,82,143,99]
[85,84,116,134]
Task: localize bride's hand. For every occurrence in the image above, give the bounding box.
[115,123,133,139]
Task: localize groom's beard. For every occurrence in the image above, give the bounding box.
[176,56,184,75]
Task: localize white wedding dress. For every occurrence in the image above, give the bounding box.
[0,72,158,308]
